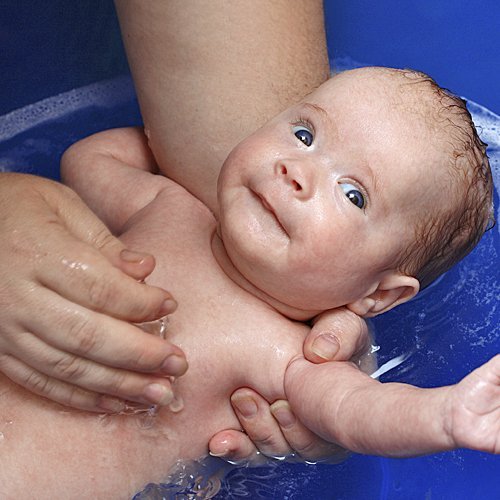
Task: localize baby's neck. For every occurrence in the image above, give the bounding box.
[211,232,321,322]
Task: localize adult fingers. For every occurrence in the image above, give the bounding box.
[209,390,348,465]
[30,181,176,322]
[2,335,177,409]
[209,430,267,466]
[304,308,370,363]
[270,400,350,463]
[21,288,187,377]
[53,185,158,281]
[34,223,176,322]
[229,388,293,459]
[0,354,125,413]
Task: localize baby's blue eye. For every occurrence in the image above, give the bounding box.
[293,125,314,147]
[339,182,366,209]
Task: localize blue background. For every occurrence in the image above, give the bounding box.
[324,0,500,115]
[1,1,499,117]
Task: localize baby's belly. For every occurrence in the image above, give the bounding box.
[0,362,238,498]
[121,195,309,406]
[0,313,303,497]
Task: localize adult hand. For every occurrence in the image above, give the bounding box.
[208,308,370,464]
[448,354,500,454]
[304,308,371,363]
[209,389,348,465]
[0,173,187,413]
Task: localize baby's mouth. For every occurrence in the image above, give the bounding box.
[259,193,274,213]
[253,190,289,237]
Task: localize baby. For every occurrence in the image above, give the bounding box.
[0,67,497,496]
[61,66,497,456]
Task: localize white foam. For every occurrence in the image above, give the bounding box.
[0,75,135,143]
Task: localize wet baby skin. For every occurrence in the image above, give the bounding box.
[0,181,309,497]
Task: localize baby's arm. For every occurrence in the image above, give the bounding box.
[285,354,500,457]
[61,127,168,234]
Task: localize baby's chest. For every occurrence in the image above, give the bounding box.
[121,194,308,396]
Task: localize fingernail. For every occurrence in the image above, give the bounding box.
[161,354,188,376]
[209,450,227,458]
[270,400,296,429]
[98,397,125,413]
[159,298,177,316]
[209,438,230,457]
[121,249,149,264]
[311,333,340,361]
[143,383,173,406]
[232,395,258,418]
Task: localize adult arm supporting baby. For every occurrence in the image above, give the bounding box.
[114,0,330,210]
[209,307,373,463]
[285,354,500,457]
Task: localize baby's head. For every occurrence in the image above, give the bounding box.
[378,69,493,290]
[217,67,493,319]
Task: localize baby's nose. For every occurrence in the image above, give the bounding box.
[276,161,314,199]
[280,165,302,191]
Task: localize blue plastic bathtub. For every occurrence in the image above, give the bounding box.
[1,1,499,498]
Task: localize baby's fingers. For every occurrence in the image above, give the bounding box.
[305,308,370,363]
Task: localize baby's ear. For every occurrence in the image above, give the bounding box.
[347,274,420,318]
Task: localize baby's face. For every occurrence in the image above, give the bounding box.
[217,68,448,312]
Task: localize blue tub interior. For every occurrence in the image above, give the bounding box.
[1,2,499,498]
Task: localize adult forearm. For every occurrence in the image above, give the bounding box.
[286,359,454,457]
[334,376,454,457]
[114,0,330,207]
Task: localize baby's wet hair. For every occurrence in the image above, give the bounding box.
[394,69,494,289]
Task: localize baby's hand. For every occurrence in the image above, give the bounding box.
[304,307,370,363]
[0,174,187,413]
[209,388,348,465]
[447,354,500,454]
